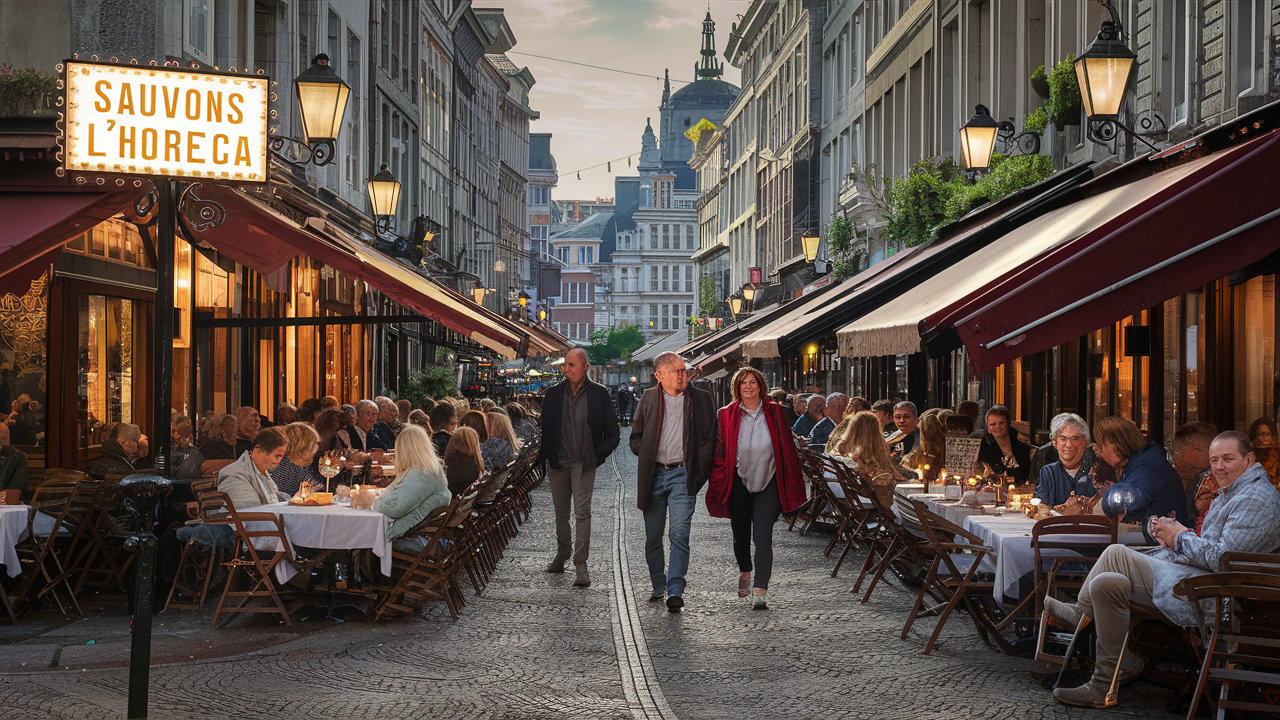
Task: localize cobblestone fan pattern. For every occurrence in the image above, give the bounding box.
[0,428,1182,719]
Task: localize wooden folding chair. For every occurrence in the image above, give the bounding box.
[11,477,84,616]
[164,488,234,612]
[1031,515,1118,666]
[902,499,1011,655]
[210,493,307,627]
[375,493,475,620]
[849,474,930,604]
[1176,570,1280,719]
[69,478,134,595]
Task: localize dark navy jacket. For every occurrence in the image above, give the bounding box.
[1101,442,1189,523]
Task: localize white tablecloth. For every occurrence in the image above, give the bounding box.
[904,494,1149,605]
[240,502,391,582]
[0,506,27,578]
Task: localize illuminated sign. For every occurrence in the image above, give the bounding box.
[64,61,269,182]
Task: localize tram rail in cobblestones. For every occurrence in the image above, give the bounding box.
[607,452,677,720]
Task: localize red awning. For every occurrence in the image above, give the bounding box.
[0,189,142,294]
[926,130,1280,370]
[178,183,302,275]
[184,186,532,359]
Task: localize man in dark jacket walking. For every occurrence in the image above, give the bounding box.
[628,352,716,611]
[537,348,620,587]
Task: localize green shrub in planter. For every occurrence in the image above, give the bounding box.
[1025,106,1048,134]
[0,65,57,116]
[1048,54,1082,126]
[1031,64,1051,100]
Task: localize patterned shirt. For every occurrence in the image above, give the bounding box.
[270,456,320,496]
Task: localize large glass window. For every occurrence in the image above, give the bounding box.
[1233,275,1276,430]
[0,273,49,449]
[79,295,136,450]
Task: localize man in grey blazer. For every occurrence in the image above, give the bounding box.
[629,351,717,611]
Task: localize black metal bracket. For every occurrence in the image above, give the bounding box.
[269,135,337,167]
[1087,110,1167,152]
[997,121,1042,157]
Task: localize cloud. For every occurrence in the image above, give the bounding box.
[481,0,747,200]
[649,15,701,30]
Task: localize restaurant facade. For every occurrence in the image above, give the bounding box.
[682,101,1280,447]
[0,114,563,476]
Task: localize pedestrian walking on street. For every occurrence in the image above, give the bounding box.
[616,386,633,426]
[706,367,806,609]
[537,348,620,588]
[628,351,717,611]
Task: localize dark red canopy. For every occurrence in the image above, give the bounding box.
[925,130,1280,370]
[0,189,141,295]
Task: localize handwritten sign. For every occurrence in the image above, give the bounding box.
[944,436,983,477]
[64,61,269,182]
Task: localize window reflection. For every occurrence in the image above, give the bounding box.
[79,295,134,450]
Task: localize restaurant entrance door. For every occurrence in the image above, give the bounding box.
[47,279,153,469]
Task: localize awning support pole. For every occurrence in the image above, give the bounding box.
[982,205,1280,349]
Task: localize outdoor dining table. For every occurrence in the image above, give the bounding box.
[239,502,392,583]
[904,493,1149,605]
[0,505,28,578]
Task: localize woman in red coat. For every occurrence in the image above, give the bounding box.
[707,367,807,609]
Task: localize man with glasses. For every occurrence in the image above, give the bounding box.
[1036,413,1100,505]
[629,352,716,610]
[1169,421,1217,529]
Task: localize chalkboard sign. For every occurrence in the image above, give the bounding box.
[944,436,983,477]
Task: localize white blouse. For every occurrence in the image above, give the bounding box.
[736,403,776,493]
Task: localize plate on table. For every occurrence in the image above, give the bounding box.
[289,493,334,506]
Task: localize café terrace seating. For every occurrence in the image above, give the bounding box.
[790,439,1280,715]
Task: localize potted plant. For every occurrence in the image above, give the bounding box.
[0,65,57,117]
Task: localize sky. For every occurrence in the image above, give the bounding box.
[483,0,747,202]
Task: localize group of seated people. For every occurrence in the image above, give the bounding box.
[169,394,539,557]
[784,388,1280,709]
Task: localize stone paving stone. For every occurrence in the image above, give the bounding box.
[610,430,1180,720]
[0,428,1184,719]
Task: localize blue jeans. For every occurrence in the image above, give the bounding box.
[643,466,695,597]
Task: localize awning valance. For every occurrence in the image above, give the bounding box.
[923,130,1280,370]
[184,186,532,359]
[740,247,920,359]
[0,189,143,295]
[837,143,1253,359]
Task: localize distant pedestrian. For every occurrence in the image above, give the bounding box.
[616,386,634,426]
[536,348,620,588]
[707,367,806,610]
[628,352,716,611]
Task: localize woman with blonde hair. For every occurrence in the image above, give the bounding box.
[905,409,948,481]
[372,425,451,552]
[829,411,904,507]
[443,426,485,495]
[481,411,520,467]
[270,422,322,495]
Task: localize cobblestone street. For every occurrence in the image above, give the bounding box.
[0,429,1181,719]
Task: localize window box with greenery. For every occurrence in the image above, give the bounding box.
[852,152,1054,251]
[0,65,56,117]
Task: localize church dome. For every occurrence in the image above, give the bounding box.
[670,79,739,107]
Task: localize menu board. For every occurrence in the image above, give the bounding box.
[944,436,983,477]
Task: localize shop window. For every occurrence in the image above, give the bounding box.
[1233,275,1276,430]
[79,295,136,450]
[63,218,153,269]
[1089,327,1111,424]
[1162,297,1182,441]
[0,274,49,449]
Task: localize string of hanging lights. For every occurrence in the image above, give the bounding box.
[565,151,640,180]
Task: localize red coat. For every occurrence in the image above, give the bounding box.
[706,399,807,518]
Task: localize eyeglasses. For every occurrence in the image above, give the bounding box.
[1056,435,1088,445]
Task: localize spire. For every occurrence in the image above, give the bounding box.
[697,11,723,80]
[661,69,671,106]
[639,118,660,172]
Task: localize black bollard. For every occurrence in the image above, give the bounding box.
[117,473,173,720]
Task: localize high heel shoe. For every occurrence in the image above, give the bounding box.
[738,572,751,598]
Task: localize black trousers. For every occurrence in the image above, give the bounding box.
[728,473,782,590]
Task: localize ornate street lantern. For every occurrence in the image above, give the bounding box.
[959,104,1000,171]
